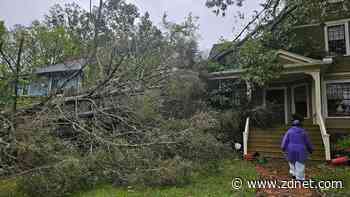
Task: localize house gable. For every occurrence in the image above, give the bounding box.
[277,50,321,65]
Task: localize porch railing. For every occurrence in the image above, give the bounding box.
[316,112,331,160]
[243,117,250,155]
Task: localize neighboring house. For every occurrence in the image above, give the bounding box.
[207,1,350,160]
[21,59,84,96]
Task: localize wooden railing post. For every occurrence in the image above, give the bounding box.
[243,117,250,156]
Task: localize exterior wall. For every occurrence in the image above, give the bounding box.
[323,73,350,130]
[293,25,326,59]
[28,71,82,96]
[326,56,350,73]
[28,76,50,96]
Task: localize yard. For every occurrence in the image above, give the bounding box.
[72,159,257,197]
[2,158,349,197]
[73,159,350,197]
[0,159,257,197]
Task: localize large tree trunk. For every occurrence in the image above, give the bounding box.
[12,36,24,129]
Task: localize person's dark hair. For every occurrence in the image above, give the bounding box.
[292,114,304,122]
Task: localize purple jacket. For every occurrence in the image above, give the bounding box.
[281,126,313,163]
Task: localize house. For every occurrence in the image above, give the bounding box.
[207,1,350,160]
[21,59,85,96]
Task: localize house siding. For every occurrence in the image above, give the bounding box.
[28,72,82,96]
[28,79,49,96]
[292,25,326,59]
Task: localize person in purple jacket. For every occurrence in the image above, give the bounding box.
[281,119,313,181]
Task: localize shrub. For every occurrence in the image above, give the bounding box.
[18,157,93,197]
[139,156,192,186]
[215,110,242,144]
[162,70,207,119]
[336,136,350,150]
[250,105,277,129]
[156,114,232,163]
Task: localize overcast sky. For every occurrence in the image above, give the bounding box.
[0,0,262,51]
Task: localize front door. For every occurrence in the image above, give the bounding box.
[292,84,309,119]
[265,88,287,125]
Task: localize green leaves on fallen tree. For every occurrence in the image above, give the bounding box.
[239,39,282,87]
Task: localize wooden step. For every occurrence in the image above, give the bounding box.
[248,125,326,160]
[247,151,325,160]
[249,151,325,161]
[252,127,321,133]
[250,133,323,140]
[248,144,324,152]
[248,138,324,145]
[247,147,325,157]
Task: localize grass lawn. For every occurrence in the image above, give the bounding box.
[2,159,349,197]
[72,159,258,197]
[313,164,350,196]
[0,178,27,197]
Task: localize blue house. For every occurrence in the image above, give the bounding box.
[22,59,85,96]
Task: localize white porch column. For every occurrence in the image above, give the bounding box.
[311,81,317,124]
[307,71,331,160]
[310,72,322,120]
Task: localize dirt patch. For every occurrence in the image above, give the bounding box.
[255,159,324,197]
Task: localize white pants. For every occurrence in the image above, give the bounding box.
[289,162,305,180]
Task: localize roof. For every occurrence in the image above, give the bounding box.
[209,42,235,61]
[35,59,85,74]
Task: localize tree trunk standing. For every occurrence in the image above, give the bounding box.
[12,36,25,130]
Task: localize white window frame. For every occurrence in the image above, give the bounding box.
[324,19,350,56]
[323,79,350,119]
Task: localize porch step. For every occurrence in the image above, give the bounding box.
[252,127,322,133]
[248,144,325,152]
[248,151,325,161]
[249,139,323,147]
[248,145,325,160]
[248,126,326,160]
[250,133,323,140]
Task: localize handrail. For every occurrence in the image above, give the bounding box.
[316,112,331,160]
[243,117,250,155]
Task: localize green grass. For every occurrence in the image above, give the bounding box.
[0,178,27,197]
[313,164,350,196]
[2,160,350,197]
[72,159,258,197]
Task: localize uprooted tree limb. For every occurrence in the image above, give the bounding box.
[209,0,302,61]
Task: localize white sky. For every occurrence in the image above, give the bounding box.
[0,0,263,51]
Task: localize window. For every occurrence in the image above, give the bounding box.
[327,25,346,55]
[325,20,350,56]
[209,80,246,108]
[326,82,350,117]
[18,85,29,96]
[326,0,347,12]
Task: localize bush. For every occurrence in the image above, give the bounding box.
[250,105,277,129]
[18,157,94,197]
[162,70,207,119]
[156,113,232,163]
[138,156,192,186]
[214,110,242,144]
[336,136,350,150]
